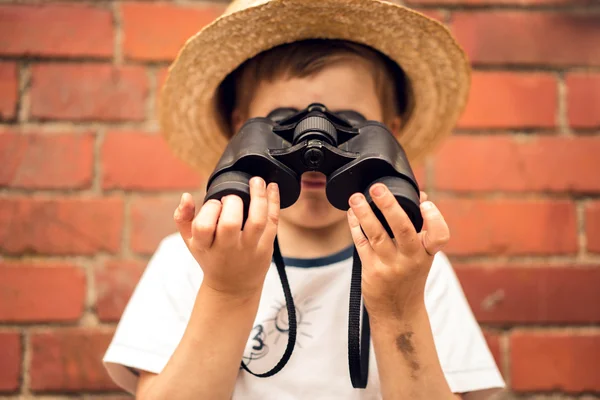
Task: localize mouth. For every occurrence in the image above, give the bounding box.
[301,178,326,189]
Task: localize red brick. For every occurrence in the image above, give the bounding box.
[437,199,577,255]
[568,73,600,128]
[156,67,169,117]
[0,263,85,323]
[131,196,180,255]
[0,197,123,255]
[30,328,119,392]
[482,331,502,372]
[95,260,145,322]
[455,265,600,324]
[102,131,202,190]
[452,12,600,65]
[121,3,224,61]
[0,5,113,58]
[30,64,147,121]
[0,332,21,392]
[511,332,600,392]
[457,72,556,129]
[434,135,600,192]
[586,201,600,254]
[0,62,17,120]
[0,132,94,189]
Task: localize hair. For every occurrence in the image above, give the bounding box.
[216,39,410,135]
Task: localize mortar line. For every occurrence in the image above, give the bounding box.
[17,62,31,124]
[556,71,571,136]
[112,1,124,66]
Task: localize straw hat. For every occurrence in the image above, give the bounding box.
[159,0,471,176]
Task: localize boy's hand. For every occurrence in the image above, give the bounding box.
[347,185,449,321]
[174,178,280,298]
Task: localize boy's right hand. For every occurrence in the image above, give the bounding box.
[173,177,280,298]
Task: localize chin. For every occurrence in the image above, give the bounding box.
[281,190,347,229]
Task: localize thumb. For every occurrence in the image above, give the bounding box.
[419,201,450,257]
[174,193,195,242]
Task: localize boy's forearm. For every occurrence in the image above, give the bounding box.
[370,301,455,400]
[141,283,261,400]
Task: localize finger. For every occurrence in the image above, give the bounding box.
[369,184,420,255]
[259,182,280,248]
[419,201,450,257]
[347,208,375,265]
[349,190,396,260]
[174,193,196,241]
[214,195,244,248]
[242,177,268,247]
[420,191,428,203]
[190,199,222,250]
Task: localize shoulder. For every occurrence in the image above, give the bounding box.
[426,251,455,291]
[153,232,190,258]
[143,232,203,291]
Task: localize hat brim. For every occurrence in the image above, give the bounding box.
[159,0,471,176]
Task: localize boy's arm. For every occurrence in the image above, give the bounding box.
[136,284,262,400]
[370,303,456,400]
[347,186,456,400]
[135,179,279,400]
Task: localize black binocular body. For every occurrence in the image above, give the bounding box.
[204,103,423,236]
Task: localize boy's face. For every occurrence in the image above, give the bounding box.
[233,58,397,231]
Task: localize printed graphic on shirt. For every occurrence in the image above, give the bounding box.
[243,296,321,365]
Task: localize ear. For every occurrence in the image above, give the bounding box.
[231,108,246,134]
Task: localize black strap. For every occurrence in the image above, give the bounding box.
[241,235,297,377]
[240,238,370,389]
[348,246,370,388]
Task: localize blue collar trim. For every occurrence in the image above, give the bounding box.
[277,245,355,268]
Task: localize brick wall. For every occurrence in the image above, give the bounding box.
[0,1,599,398]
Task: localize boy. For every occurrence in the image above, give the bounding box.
[103,1,505,399]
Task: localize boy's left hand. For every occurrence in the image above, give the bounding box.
[347,184,449,321]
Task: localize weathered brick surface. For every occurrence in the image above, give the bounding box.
[0,197,123,255]
[0,332,21,392]
[452,12,600,65]
[0,263,86,323]
[437,199,578,256]
[30,328,120,392]
[101,131,202,190]
[511,332,600,392]
[30,64,147,121]
[0,62,18,120]
[0,4,113,58]
[0,132,94,189]
[434,135,600,193]
[455,265,600,324]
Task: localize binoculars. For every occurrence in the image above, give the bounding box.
[204,103,423,236]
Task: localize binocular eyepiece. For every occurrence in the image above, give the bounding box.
[204,103,423,236]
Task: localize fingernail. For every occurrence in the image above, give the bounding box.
[252,177,265,189]
[348,208,355,218]
[422,201,434,210]
[372,184,385,198]
[270,182,279,193]
[179,193,185,207]
[350,194,363,206]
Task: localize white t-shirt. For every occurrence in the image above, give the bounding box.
[103,233,504,399]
